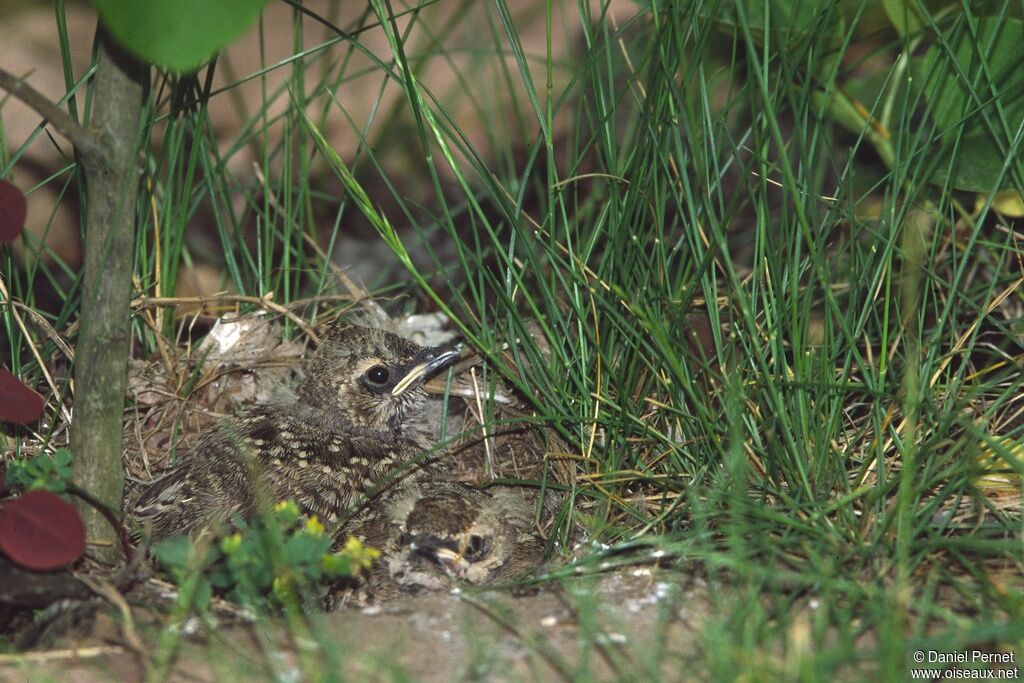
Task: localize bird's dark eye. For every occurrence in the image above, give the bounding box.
[365,365,390,386]
[464,534,491,562]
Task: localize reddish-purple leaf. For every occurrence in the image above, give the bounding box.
[0,180,27,243]
[0,368,44,424]
[0,491,87,570]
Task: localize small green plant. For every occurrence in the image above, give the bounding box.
[152,500,379,614]
[4,449,74,493]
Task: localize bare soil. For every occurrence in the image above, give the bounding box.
[0,568,704,682]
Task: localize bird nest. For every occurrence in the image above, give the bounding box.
[121,309,572,534]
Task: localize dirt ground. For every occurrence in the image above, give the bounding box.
[0,567,704,682]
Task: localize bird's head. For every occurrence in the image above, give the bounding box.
[297,323,461,435]
[400,487,533,585]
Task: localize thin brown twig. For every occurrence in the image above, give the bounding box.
[0,276,73,424]
[467,367,494,478]
[131,292,320,344]
[10,300,74,360]
[281,293,356,311]
[66,483,133,563]
[76,574,147,660]
[132,273,176,377]
[297,210,389,322]
[0,646,125,664]
[0,68,103,159]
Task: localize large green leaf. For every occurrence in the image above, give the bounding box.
[715,0,844,53]
[928,131,1022,193]
[920,16,1024,190]
[92,0,269,72]
[881,0,924,38]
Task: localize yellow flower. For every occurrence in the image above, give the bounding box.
[343,536,381,569]
[219,532,243,554]
[303,515,325,536]
[273,500,300,523]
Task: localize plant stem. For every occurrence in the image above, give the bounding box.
[67,26,147,564]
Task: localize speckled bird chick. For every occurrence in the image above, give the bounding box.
[332,483,545,607]
[134,323,461,542]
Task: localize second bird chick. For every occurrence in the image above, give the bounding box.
[134,322,461,542]
[333,482,545,606]
[399,485,541,585]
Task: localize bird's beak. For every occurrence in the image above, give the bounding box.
[391,344,463,396]
[407,534,470,576]
[431,547,470,577]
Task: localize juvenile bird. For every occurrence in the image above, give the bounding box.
[332,482,545,606]
[134,323,461,542]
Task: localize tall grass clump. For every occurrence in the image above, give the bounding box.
[316,0,1024,676]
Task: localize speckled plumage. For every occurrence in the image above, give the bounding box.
[331,482,545,607]
[134,323,461,542]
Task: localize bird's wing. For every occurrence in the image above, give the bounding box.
[133,459,195,517]
[133,420,254,540]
